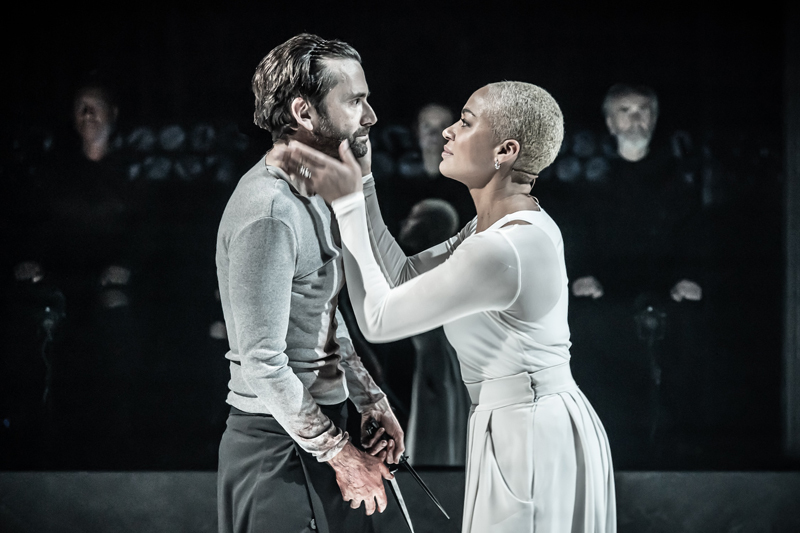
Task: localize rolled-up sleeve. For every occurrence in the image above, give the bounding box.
[334,307,387,412]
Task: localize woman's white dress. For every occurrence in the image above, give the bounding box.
[332,177,616,532]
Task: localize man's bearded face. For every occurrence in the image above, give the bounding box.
[313,109,371,158]
[607,94,657,149]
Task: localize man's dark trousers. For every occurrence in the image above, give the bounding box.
[218,401,376,533]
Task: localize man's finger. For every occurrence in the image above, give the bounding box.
[379,462,394,480]
[376,487,388,513]
[375,449,389,463]
[366,439,388,456]
[350,498,361,510]
[364,496,377,516]
[362,426,385,448]
[393,437,405,463]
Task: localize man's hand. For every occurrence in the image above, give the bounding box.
[670,279,702,302]
[360,399,405,464]
[99,265,131,286]
[571,275,604,299]
[327,441,393,516]
[14,261,44,283]
[357,136,372,177]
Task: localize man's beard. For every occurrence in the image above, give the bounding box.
[313,112,370,159]
[617,129,652,151]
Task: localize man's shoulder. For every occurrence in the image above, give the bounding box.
[232,164,304,214]
[219,163,305,235]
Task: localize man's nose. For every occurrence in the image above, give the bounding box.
[629,109,645,123]
[362,101,377,127]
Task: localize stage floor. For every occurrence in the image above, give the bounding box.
[1,470,799,532]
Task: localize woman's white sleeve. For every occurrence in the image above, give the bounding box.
[334,191,519,343]
[362,175,474,286]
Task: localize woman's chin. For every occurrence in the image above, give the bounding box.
[439,161,454,179]
[440,168,464,185]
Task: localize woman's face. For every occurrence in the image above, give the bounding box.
[439,86,498,187]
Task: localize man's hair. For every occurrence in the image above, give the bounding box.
[602,83,659,118]
[252,33,361,141]
[74,71,120,111]
[483,81,564,175]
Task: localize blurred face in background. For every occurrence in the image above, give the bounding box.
[399,200,458,254]
[73,88,118,147]
[312,59,377,158]
[605,93,657,150]
[417,105,453,153]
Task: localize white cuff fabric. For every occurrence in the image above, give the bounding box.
[331,191,365,215]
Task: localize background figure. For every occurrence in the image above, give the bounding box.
[568,83,707,468]
[378,103,475,234]
[37,75,147,468]
[398,199,470,466]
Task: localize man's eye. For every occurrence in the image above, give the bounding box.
[461,119,468,127]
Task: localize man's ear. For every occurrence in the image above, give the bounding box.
[290,97,315,133]
[496,139,521,166]
[605,115,616,135]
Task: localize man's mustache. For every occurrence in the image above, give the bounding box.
[351,127,371,139]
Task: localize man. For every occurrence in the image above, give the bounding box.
[571,83,703,303]
[568,83,705,467]
[215,34,404,533]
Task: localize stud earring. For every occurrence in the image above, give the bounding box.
[494,160,500,170]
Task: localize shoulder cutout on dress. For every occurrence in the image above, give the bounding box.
[501,220,533,228]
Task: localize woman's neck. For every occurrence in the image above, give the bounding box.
[471,178,539,233]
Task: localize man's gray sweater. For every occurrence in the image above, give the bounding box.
[215,162,385,461]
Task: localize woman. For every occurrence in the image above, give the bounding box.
[275,82,616,532]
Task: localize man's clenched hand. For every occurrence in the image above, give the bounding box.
[327,441,393,516]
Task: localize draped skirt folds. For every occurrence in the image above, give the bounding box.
[462,364,616,533]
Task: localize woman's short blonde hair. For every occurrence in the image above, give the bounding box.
[484,81,564,175]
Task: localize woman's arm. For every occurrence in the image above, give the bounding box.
[361,175,474,287]
[333,191,519,343]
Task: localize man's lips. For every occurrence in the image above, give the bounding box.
[442,147,453,157]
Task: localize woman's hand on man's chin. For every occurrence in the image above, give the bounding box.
[272,139,363,204]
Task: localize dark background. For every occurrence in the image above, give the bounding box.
[1,2,784,138]
[0,1,791,471]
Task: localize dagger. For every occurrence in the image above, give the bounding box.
[364,418,450,524]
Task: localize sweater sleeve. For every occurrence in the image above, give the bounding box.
[333,192,520,343]
[227,217,347,461]
[334,306,389,412]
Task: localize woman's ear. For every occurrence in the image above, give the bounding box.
[496,139,521,166]
[290,97,315,133]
